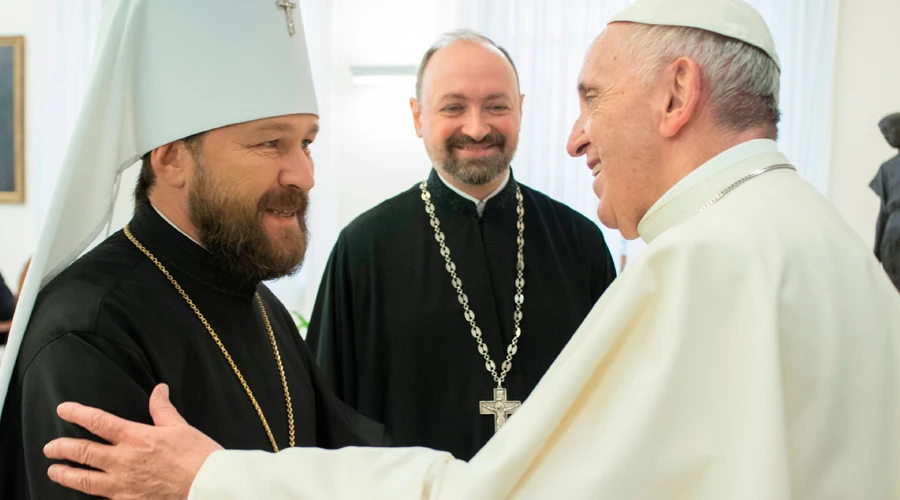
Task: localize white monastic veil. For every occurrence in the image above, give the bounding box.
[0,0,319,415]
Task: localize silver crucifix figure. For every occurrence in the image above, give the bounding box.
[276,0,297,36]
[480,387,521,432]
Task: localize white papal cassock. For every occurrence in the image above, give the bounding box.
[188,140,900,500]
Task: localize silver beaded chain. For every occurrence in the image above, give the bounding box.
[698,164,795,213]
[419,181,525,388]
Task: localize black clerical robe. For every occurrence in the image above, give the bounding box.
[307,169,616,461]
[0,271,14,323]
[0,204,383,499]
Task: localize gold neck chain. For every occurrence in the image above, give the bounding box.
[123,225,294,452]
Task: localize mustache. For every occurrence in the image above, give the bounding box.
[446,131,506,149]
[257,187,309,215]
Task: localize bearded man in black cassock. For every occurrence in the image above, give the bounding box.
[308,31,617,461]
[0,2,382,498]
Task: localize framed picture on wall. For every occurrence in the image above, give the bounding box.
[0,36,24,203]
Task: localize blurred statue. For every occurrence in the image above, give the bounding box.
[870,112,900,291]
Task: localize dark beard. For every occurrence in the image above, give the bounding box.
[188,164,309,284]
[438,131,512,185]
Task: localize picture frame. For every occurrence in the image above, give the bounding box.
[0,36,24,203]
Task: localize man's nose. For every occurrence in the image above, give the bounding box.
[567,115,590,158]
[280,150,315,191]
[461,111,491,142]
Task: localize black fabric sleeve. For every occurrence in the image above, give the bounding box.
[586,223,618,303]
[306,232,358,406]
[307,349,389,449]
[0,273,15,322]
[268,297,388,449]
[20,332,156,499]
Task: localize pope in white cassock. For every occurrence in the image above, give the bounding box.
[42,0,900,498]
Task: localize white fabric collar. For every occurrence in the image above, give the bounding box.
[150,204,204,247]
[435,169,511,217]
[637,139,787,242]
[645,139,778,216]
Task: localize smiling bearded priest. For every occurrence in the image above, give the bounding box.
[0,1,384,498]
[306,30,617,462]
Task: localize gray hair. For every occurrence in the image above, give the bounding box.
[415,29,520,101]
[620,24,781,134]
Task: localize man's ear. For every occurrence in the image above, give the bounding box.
[150,141,193,190]
[410,97,424,138]
[659,57,702,138]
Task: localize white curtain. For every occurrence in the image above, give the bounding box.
[751,0,840,194]
[449,0,840,270]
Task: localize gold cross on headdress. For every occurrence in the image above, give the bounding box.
[276,0,297,36]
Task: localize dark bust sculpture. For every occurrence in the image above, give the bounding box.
[870,112,900,291]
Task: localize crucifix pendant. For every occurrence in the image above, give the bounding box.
[275,0,297,36]
[480,387,521,432]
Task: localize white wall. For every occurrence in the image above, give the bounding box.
[829,0,900,248]
[0,0,99,294]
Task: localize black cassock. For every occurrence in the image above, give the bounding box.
[0,271,13,324]
[871,154,900,291]
[308,169,616,461]
[0,203,383,499]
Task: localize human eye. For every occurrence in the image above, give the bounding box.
[255,139,280,149]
